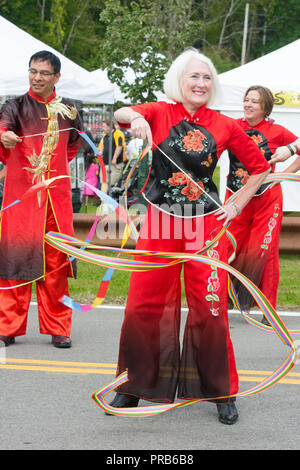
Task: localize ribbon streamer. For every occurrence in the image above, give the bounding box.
[1,126,300,416]
[60,144,151,312]
[43,230,298,416]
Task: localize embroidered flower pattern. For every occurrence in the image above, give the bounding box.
[169,128,209,155]
[24,97,78,207]
[204,239,220,316]
[168,172,189,186]
[250,134,263,145]
[161,172,209,204]
[161,128,214,204]
[182,129,207,152]
[234,168,250,187]
[261,204,280,250]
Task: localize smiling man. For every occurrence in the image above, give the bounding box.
[29,54,61,100]
[0,50,82,348]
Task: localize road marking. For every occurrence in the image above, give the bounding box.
[3,357,116,367]
[27,303,300,317]
[1,358,300,384]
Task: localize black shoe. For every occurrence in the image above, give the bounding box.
[105,393,140,415]
[0,335,15,347]
[217,400,238,425]
[261,315,271,326]
[51,335,72,348]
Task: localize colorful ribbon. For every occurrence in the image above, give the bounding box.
[43,226,299,416]
[1,127,300,416]
[90,253,297,415]
[60,144,151,312]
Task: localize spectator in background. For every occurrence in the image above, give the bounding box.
[127,131,143,161]
[82,155,100,209]
[98,119,125,187]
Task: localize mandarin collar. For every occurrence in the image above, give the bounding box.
[28,87,57,104]
[242,117,272,129]
[176,102,207,123]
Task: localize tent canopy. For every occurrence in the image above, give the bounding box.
[217,39,300,112]
[0,15,115,104]
[216,39,300,211]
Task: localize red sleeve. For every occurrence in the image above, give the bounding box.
[0,100,16,164]
[0,142,6,165]
[67,109,82,162]
[116,102,165,129]
[228,121,270,175]
[0,127,9,164]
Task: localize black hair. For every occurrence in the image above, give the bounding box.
[29,51,61,74]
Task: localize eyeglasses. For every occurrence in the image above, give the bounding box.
[28,68,57,77]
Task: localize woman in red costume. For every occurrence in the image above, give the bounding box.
[225,86,300,322]
[110,49,270,425]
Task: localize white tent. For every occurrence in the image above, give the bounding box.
[216,39,300,211]
[90,68,129,103]
[0,15,115,104]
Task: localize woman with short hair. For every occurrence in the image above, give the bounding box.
[225,85,300,320]
[110,49,270,424]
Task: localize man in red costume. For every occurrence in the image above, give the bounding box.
[0,50,82,348]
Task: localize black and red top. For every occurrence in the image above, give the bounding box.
[121,102,270,217]
[0,88,82,280]
[227,117,299,196]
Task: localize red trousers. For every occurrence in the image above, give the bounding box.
[226,184,283,310]
[0,208,72,338]
[116,205,239,403]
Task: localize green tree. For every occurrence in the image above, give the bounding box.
[97,0,203,103]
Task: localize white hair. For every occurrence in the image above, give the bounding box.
[163,48,222,107]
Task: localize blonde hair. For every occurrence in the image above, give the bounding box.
[163,48,221,107]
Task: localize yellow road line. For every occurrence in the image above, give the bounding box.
[1,359,300,384]
[0,364,116,374]
[238,369,300,377]
[4,357,116,367]
[238,376,300,385]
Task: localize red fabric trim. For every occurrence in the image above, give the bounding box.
[28,87,56,104]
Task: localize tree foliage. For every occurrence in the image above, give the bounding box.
[0,0,300,103]
[97,0,203,102]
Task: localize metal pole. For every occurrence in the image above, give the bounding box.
[108,104,114,196]
[241,3,249,65]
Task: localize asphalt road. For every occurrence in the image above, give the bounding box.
[0,304,299,452]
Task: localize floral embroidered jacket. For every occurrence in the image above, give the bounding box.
[0,88,82,280]
[122,102,270,217]
[227,117,299,196]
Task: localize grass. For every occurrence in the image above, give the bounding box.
[64,251,300,310]
[276,254,300,310]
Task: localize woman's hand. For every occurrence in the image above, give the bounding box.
[269,146,293,165]
[215,203,241,224]
[114,108,153,147]
[215,167,271,225]
[130,116,153,147]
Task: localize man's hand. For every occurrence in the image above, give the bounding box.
[0,131,22,149]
